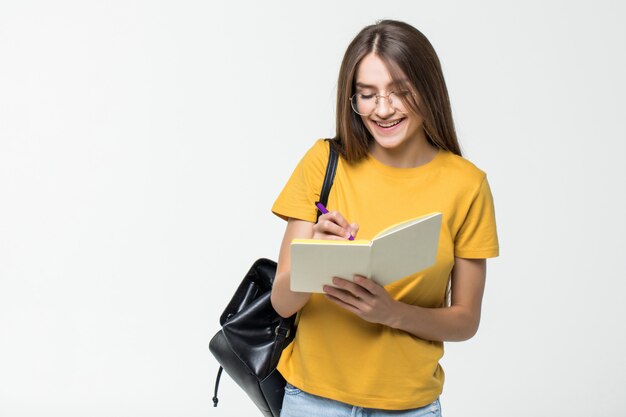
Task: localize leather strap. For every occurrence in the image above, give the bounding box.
[316,138,339,222]
[212,366,223,407]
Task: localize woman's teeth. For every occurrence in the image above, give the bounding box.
[375,119,402,128]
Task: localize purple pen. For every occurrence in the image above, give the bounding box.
[315,202,355,240]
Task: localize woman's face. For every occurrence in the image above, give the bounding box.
[354,53,426,152]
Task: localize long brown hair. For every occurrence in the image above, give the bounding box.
[334,20,462,163]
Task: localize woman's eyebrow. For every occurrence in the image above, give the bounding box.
[355,79,410,89]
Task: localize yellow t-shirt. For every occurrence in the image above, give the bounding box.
[272,139,499,409]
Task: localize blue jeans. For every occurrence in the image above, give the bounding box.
[280,383,442,417]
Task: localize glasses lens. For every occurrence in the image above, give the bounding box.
[389,92,410,111]
[388,92,398,107]
[351,94,375,116]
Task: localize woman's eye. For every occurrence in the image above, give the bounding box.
[360,94,375,100]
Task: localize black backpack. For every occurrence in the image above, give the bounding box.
[209,140,338,417]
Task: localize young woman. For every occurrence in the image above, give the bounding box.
[270,20,499,417]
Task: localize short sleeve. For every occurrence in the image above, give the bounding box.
[454,176,499,258]
[271,139,329,222]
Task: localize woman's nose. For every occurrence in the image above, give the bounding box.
[374,96,395,118]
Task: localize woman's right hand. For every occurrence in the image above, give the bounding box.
[271,213,359,318]
[313,211,359,240]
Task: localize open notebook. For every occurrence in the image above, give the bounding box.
[290,212,442,292]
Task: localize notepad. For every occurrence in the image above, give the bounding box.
[290,212,442,293]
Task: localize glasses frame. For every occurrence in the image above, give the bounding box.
[349,91,416,116]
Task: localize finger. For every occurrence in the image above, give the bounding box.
[323,285,366,309]
[352,275,383,294]
[316,216,352,240]
[331,277,374,301]
[324,211,353,239]
[325,210,350,228]
[324,219,352,239]
[312,218,343,239]
[313,232,347,241]
[324,293,362,315]
[349,223,360,239]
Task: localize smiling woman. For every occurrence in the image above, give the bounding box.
[270,19,499,417]
[352,53,436,168]
[335,20,462,165]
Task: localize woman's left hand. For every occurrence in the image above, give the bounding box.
[323,276,400,326]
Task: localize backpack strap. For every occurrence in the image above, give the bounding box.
[316,138,339,222]
[212,366,223,407]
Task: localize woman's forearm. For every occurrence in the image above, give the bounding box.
[271,270,312,318]
[386,302,480,342]
[323,258,486,342]
[271,219,315,318]
[386,257,486,342]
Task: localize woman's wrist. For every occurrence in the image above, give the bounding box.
[383,299,415,330]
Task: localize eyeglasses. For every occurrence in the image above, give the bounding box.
[350,91,414,116]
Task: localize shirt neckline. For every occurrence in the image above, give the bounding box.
[364,148,446,178]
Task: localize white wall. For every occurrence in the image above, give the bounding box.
[1,1,625,416]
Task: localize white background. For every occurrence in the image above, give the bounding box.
[1,1,625,416]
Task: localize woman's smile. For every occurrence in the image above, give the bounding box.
[372,117,405,130]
